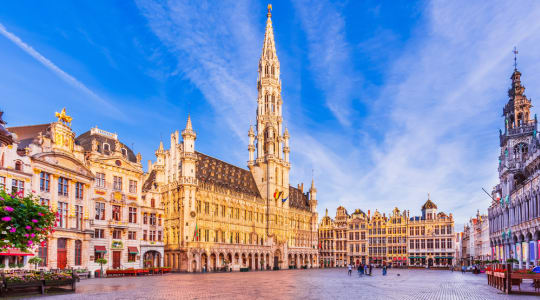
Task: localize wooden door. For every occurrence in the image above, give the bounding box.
[57,238,67,269]
[57,250,67,269]
[113,251,121,269]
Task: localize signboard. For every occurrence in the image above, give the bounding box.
[522,242,528,263]
[529,241,536,262]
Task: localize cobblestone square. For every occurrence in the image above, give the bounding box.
[31,269,534,300]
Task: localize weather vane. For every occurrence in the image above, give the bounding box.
[513,46,518,70]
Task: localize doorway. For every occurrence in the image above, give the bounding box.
[113,251,121,269]
[57,238,67,269]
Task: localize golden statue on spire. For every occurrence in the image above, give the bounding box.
[55,108,72,125]
[268,4,272,12]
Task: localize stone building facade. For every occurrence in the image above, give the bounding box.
[3,110,165,273]
[76,127,164,272]
[461,211,490,266]
[488,64,540,269]
[8,110,94,270]
[144,6,319,273]
[319,197,455,268]
[408,198,455,267]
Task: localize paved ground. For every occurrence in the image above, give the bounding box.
[23,268,537,300]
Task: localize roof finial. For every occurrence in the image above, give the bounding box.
[428,192,430,200]
[267,4,272,17]
[513,46,518,70]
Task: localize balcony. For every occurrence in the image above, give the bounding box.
[108,220,128,228]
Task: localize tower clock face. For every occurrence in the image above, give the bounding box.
[190,211,196,218]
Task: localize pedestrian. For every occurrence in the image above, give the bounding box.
[357,264,362,277]
[461,265,466,274]
[348,264,352,276]
[360,264,364,276]
[369,264,373,276]
[382,265,387,276]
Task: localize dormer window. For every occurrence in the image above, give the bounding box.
[103,143,110,154]
[121,148,127,157]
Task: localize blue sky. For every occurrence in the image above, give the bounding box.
[2,1,540,228]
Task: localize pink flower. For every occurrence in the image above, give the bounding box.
[1,217,11,222]
[38,213,43,216]
[24,234,29,238]
[25,226,31,230]
[31,219,38,223]
[27,240,33,245]
[9,227,16,233]
[3,206,13,212]
[30,233,35,238]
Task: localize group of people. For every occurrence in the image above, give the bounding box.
[347,263,387,276]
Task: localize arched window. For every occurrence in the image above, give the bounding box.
[151,198,156,208]
[74,240,82,266]
[103,143,110,153]
[121,148,127,157]
[271,65,275,75]
[15,161,22,171]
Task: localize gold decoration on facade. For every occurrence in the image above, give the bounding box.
[55,108,72,125]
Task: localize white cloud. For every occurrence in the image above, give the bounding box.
[135,0,261,141]
[293,0,361,127]
[0,23,121,115]
[351,0,540,223]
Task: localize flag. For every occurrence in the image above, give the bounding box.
[282,194,288,203]
[194,223,199,241]
[273,189,283,201]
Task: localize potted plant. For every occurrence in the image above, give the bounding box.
[28,257,43,270]
[0,263,5,269]
[96,258,107,278]
[8,263,16,269]
[17,262,24,268]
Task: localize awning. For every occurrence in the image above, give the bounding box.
[95,246,107,253]
[128,247,138,254]
[0,249,34,256]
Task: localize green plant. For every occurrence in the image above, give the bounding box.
[0,189,56,252]
[17,262,24,268]
[96,258,107,276]
[0,263,4,268]
[43,272,71,281]
[28,257,43,270]
[5,273,41,283]
[506,258,518,264]
[8,263,16,268]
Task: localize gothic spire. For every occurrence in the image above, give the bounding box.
[262,4,277,60]
[185,114,193,131]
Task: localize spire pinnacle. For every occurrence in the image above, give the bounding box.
[267,4,272,17]
[186,114,193,130]
[513,46,518,70]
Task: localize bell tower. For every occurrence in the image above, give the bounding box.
[499,48,537,202]
[249,4,290,236]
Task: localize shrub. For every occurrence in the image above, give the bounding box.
[0,190,56,252]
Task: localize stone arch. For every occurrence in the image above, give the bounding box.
[219,253,225,269]
[201,252,208,272]
[274,249,282,269]
[210,253,217,271]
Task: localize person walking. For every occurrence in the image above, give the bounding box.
[357,264,362,277]
[382,265,387,276]
[348,264,352,276]
[369,264,373,276]
[360,263,364,276]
